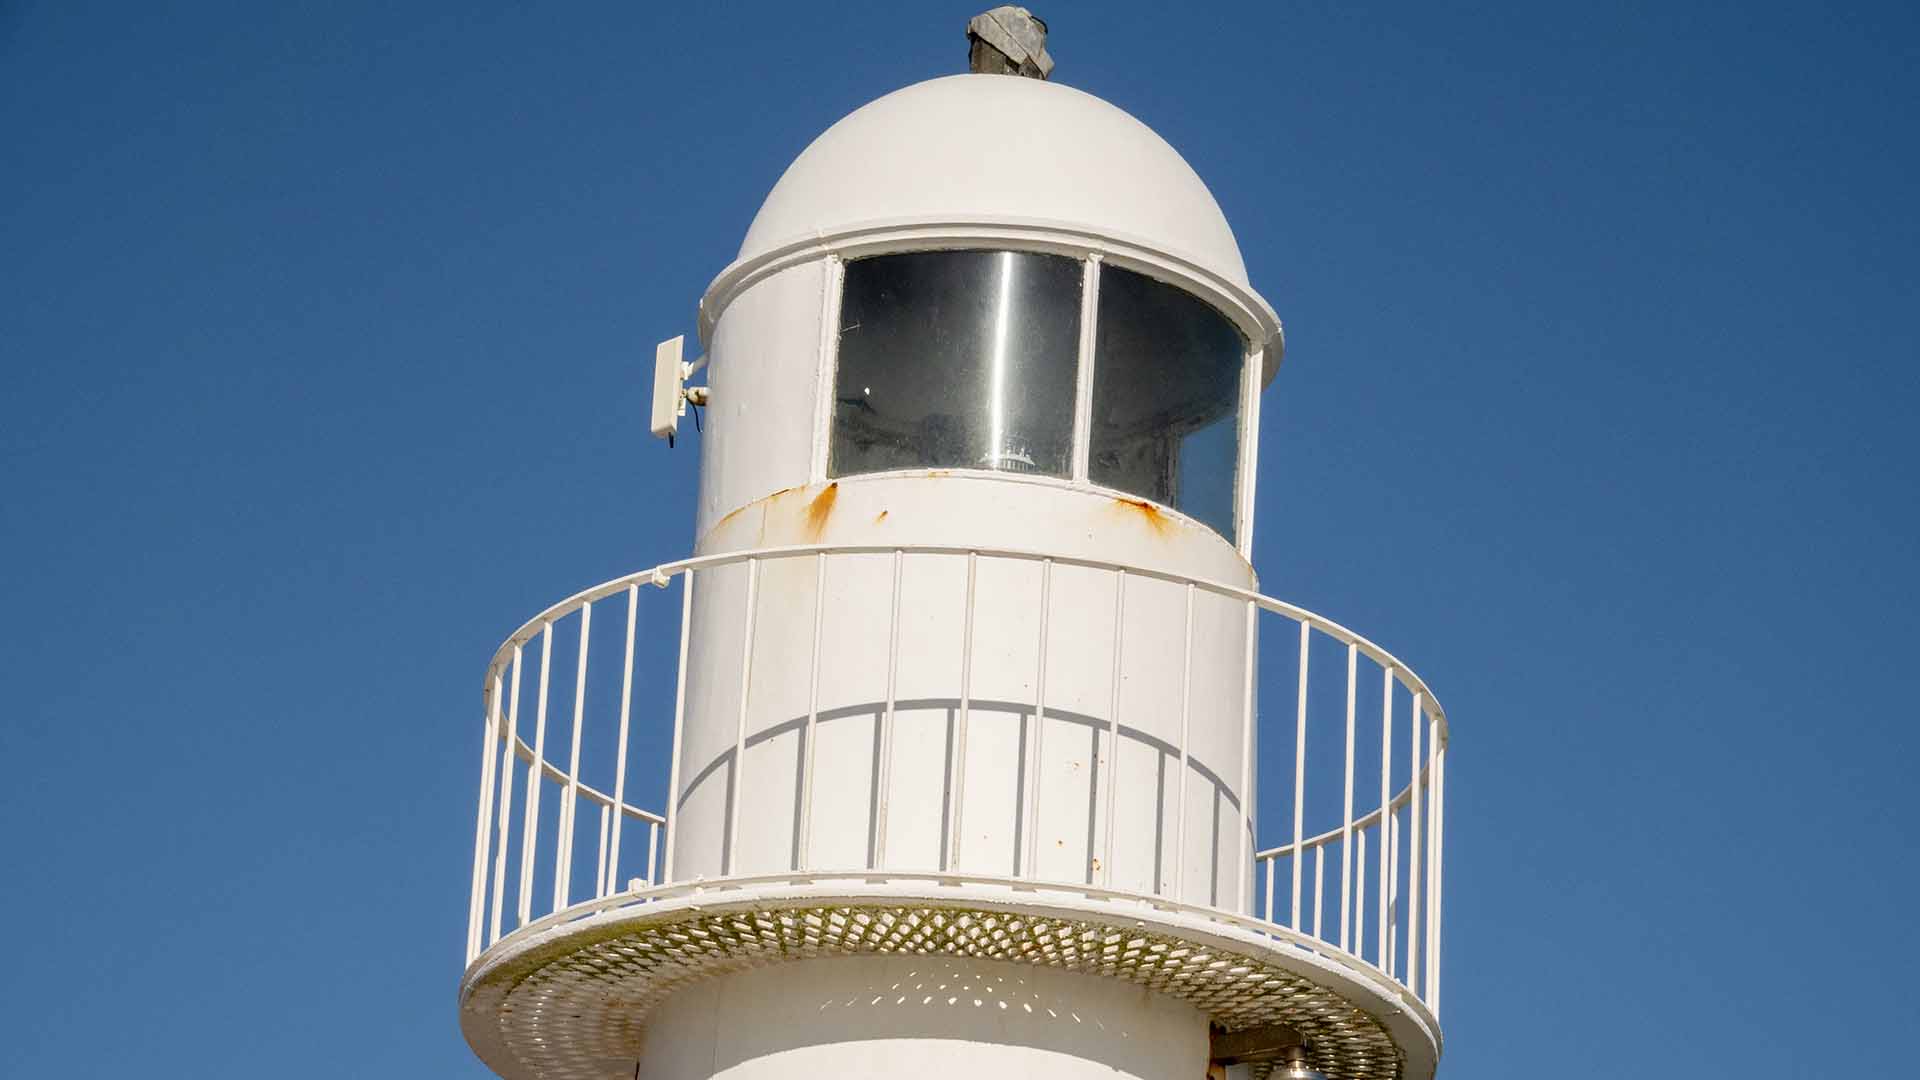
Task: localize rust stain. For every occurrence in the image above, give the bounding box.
[711,483,804,535]
[874,510,889,523]
[803,482,839,539]
[1113,496,1173,536]
[711,502,750,534]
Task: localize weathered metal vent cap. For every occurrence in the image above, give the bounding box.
[967,6,1053,78]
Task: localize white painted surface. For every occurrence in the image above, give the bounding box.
[737,75,1249,291]
[636,955,1207,1080]
[673,474,1256,908]
[693,261,825,539]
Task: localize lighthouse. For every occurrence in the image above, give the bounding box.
[459,10,1449,1080]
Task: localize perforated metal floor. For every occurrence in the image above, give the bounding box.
[460,880,1437,1080]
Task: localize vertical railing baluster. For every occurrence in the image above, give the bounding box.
[488,647,522,945]
[1100,569,1125,888]
[872,550,904,869]
[726,559,761,876]
[1237,599,1256,914]
[797,552,827,870]
[646,819,659,887]
[594,803,609,901]
[1387,812,1399,979]
[949,553,979,871]
[1339,643,1357,950]
[467,672,504,963]
[1022,558,1054,878]
[1172,582,1195,901]
[607,584,638,896]
[1378,666,1392,968]
[1430,742,1445,1013]
[1312,845,1325,939]
[1291,621,1309,929]
[1424,710,1440,1005]
[1263,855,1275,923]
[1354,827,1367,957]
[516,623,553,927]
[555,601,592,911]
[661,570,694,884]
[1405,690,1424,992]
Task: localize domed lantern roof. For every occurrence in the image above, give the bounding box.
[699,73,1283,378]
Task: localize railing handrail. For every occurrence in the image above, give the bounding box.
[478,542,1450,745]
[465,541,1450,1016]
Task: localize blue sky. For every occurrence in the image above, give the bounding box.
[3,1,1916,1077]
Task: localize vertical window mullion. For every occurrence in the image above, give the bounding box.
[809,255,845,483]
[1069,255,1102,483]
[1235,346,1264,556]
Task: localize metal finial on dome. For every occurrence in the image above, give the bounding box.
[967,6,1053,79]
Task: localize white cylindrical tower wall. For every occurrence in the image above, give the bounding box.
[663,75,1282,913]
[644,72,1286,1079]
[672,471,1256,903]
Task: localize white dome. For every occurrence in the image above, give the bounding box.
[738,74,1252,290]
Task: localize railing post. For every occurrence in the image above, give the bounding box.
[797,553,827,871]
[516,623,553,928]
[488,647,522,945]
[1339,643,1357,950]
[1430,742,1445,1013]
[1377,665,1392,970]
[1423,710,1441,1004]
[1022,558,1054,879]
[871,549,903,869]
[555,601,592,911]
[1353,827,1367,955]
[1387,812,1399,979]
[1172,582,1194,901]
[1313,845,1325,940]
[1237,599,1256,915]
[1405,690,1424,991]
[661,570,694,884]
[725,560,760,876]
[948,553,979,872]
[605,584,639,896]
[646,819,659,887]
[467,673,504,963]
[1291,621,1309,929]
[594,803,609,902]
[1100,569,1125,889]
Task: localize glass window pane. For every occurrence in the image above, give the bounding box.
[1089,265,1246,538]
[831,250,1082,478]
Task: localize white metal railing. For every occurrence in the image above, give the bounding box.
[463,543,1449,1016]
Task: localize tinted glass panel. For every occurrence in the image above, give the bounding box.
[831,250,1082,478]
[1089,266,1245,537]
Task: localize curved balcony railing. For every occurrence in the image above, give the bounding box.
[463,543,1449,1016]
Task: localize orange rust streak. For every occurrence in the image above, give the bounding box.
[1113,496,1173,535]
[803,482,839,540]
[711,483,804,535]
[874,510,889,523]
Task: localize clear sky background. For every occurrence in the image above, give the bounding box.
[3,2,1916,1077]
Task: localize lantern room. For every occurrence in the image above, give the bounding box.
[678,72,1283,571]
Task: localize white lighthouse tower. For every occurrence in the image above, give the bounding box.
[458,11,1449,1079]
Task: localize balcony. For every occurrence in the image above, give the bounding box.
[460,543,1448,1080]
